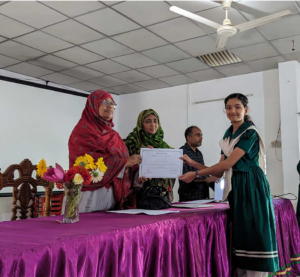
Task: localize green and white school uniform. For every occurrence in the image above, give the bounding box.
[220,122,279,272]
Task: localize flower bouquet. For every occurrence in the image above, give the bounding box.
[37,154,107,223]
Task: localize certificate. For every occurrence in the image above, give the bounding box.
[139,148,183,178]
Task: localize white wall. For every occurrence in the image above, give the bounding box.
[0,81,87,183]
[279,61,300,205]
[118,69,284,202]
[190,72,265,168]
[263,69,283,196]
[0,199,13,222]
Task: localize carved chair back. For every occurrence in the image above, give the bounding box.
[0,159,54,220]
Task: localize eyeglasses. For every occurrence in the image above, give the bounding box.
[101,99,117,109]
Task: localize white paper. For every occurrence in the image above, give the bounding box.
[172,203,214,209]
[106,209,180,215]
[139,148,183,178]
[214,178,225,201]
[181,199,215,204]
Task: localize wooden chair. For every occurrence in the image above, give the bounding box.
[34,193,64,217]
[0,159,54,220]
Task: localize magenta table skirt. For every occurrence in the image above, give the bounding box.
[0,199,299,277]
[271,199,300,276]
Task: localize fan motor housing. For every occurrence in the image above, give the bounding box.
[217,25,237,37]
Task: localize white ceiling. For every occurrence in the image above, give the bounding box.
[0,1,299,95]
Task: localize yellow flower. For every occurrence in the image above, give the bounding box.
[96,157,107,173]
[37,159,47,177]
[84,154,96,170]
[73,173,84,185]
[74,156,87,167]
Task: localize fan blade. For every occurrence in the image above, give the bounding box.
[235,10,291,33]
[170,6,221,29]
[216,35,228,49]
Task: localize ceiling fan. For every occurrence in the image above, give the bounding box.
[170,1,291,49]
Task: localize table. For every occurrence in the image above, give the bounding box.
[0,199,299,277]
[272,199,300,276]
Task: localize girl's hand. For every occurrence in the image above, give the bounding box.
[146,145,153,149]
[179,154,194,166]
[178,171,196,183]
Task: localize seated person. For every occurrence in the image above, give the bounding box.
[179,126,219,201]
[125,109,174,209]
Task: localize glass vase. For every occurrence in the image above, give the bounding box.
[63,182,83,223]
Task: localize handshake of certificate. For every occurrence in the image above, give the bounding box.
[136,148,220,184]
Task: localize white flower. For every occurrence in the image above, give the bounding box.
[73,173,84,185]
[91,168,105,183]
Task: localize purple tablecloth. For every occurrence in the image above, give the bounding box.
[0,203,230,277]
[0,199,299,277]
[272,199,300,276]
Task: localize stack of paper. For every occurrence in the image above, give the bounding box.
[171,203,214,209]
[107,209,180,216]
[181,199,215,204]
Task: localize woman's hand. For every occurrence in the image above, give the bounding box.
[179,154,194,166]
[126,154,142,167]
[138,176,152,184]
[178,171,196,183]
[146,145,153,149]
